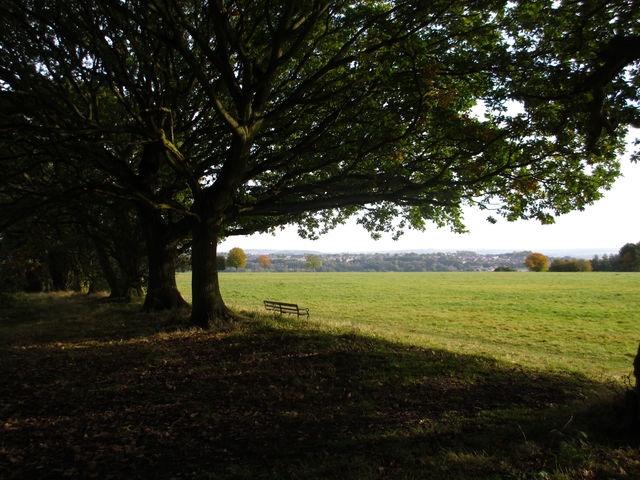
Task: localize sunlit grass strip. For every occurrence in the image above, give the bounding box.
[176,271,640,380]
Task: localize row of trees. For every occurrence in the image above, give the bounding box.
[524,242,640,272]
[211,251,322,272]
[1,1,638,328]
[525,252,594,272]
[592,242,640,271]
[217,248,316,271]
[0,202,147,298]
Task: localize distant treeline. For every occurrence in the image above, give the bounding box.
[590,241,640,272]
[178,251,532,273]
[176,242,640,274]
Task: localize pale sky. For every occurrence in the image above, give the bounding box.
[220,132,639,254]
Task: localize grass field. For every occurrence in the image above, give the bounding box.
[177,271,640,381]
[2,273,639,478]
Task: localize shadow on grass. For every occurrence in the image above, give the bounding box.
[0,293,188,345]
[1,294,638,479]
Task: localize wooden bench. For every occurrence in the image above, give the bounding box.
[263,300,309,317]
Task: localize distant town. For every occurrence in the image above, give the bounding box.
[191,246,634,273]
[236,250,532,272]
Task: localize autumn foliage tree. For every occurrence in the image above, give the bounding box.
[226,248,247,271]
[525,253,550,272]
[257,255,271,269]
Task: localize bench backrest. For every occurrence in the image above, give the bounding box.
[264,300,299,310]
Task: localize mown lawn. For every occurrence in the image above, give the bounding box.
[178,272,640,381]
[1,275,639,479]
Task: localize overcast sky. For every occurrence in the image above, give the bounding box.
[220,131,639,254]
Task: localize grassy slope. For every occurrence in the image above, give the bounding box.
[178,272,640,381]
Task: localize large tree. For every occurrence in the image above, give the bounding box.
[1,1,638,328]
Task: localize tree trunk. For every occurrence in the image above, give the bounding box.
[114,246,145,300]
[87,280,102,295]
[48,247,71,291]
[139,206,188,311]
[92,237,131,299]
[189,134,252,328]
[190,221,236,329]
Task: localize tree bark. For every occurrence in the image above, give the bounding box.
[48,247,71,291]
[113,245,145,300]
[93,240,124,298]
[139,206,188,311]
[189,134,252,328]
[190,220,236,329]
[91,234,144,300]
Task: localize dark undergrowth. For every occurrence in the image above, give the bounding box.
[1,293,638,479]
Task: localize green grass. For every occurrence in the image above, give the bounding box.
[2,273,639,479]
[1,293,639,479]
[177,271,640,381]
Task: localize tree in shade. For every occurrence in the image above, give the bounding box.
[216,256,227,272]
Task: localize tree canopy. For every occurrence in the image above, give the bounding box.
[525,253,551,272]
[619,242,640,271]
[592,241,640,271]
[305,254,323,271]
[549,258,593,272]
[257,255,271,269]
[226,248,247,270]
[1,0,638,327]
